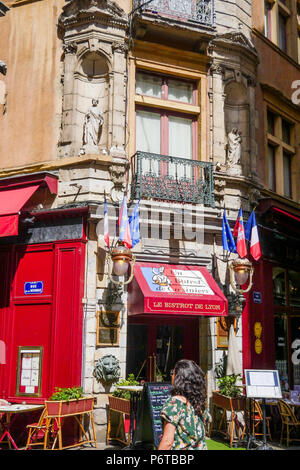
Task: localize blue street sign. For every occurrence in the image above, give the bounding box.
[253,291,262,304]
[24,281,44,295]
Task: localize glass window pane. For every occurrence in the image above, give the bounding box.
[168,78,193,104]
[168,116,193,159]
[136,110,161,154]
[264,1,272,39]
[282,119,291,145]
[136,72,162,98]
[289,271,300,307]
[168,116,193,179]
[267,110,275,135]
[283,152,292,198]
[268,144,276,191]
[274,315,289,391]
[278,12,287,53]
[273,267,286,306]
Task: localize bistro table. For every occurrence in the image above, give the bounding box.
[0,403,44,450]
[116,386,143,448]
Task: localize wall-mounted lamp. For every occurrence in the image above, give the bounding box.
[229,258,254,294]
[228,258,254,317]
[107,241,136,286]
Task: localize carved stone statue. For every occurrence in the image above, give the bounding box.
[83,98,104,148]
[227,128,242,166]
[0,61,7,76]
[93,354,121,384]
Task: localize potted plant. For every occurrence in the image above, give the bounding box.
[108,374,139,415]
[212,374,245,412]
[47,386,95,416]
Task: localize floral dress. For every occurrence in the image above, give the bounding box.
[160,396,210,450]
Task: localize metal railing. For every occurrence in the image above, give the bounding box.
[132,0,215,28]
[131,151,215,206]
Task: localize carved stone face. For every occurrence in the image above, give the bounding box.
[94,354,121,384]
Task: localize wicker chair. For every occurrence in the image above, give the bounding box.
[277,400,300,447]
[25,407,56,450]
[242,399,272,442]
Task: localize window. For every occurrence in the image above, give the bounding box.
[282,119,291,145]
[283,151,292,198]
[266,108,295,199]
[273,268,300,388]
[268,144,276,191]
[135,72,197,163]
[267,110,276,135]
[264,1,272,39]
[278,10,288,52]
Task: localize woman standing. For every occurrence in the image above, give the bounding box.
[158,359,210,450]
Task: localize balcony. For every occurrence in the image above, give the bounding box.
[132,0,215,28]
[131,151,214,206]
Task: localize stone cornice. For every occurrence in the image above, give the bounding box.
[208,30,259,64]
[58,0,128,32]
[0,154,113,179]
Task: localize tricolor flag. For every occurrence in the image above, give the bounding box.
[233,208,247,258]
[104,195,109,248]
[129,200,140,249]
[245,210,262,261]
[222,209,237,254]
[118,195,132,249]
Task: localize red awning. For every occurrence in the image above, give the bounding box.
[128,262,228,317]
[271,207,300,223]
[0,173,58,237]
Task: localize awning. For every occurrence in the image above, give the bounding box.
[128,262,228,317]
[0,173,58,237]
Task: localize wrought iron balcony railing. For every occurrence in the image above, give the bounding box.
[131,151,214,206]
[133,0,215,28]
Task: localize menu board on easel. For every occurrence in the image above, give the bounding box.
[16,346,43,397]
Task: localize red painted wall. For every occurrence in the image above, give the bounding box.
[0,240,86,403]
[242,260,275,372]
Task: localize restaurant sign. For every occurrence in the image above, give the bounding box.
[129,264,228,317]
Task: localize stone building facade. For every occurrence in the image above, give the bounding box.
[0,0,279,443]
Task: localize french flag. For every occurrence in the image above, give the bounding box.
[233,208,247,258]
[118,195,132,249]
[104,195,109,248]
[245,211,262,261]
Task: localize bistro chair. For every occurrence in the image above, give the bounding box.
[242,399,272,442]
[25,407,56,450]
[278,399,300,447]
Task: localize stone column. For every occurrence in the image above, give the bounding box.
[210,64,226,166]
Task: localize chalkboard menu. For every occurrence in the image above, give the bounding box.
[134,382,172,449]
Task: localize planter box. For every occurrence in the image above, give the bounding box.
[46,396,95,417]
[108,395,130,415]
[212,391,245,412]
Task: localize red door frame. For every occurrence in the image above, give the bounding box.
[128,315,199,380]
[0,239,86,404]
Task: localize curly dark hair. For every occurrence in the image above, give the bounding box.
[171,359,207,418]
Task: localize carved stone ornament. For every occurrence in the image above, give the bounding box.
[227,128,242,166]
[62,42,78,54]
[58,0,128,32]
[93,354,121,384]
[0,60,7,76]
[248,187,261,207]
[108,161,129,188]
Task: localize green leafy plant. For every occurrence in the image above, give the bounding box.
[111,374,139,401]
[216,374,242,398]
[49,386,84,401]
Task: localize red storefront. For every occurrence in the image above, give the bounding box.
[242,199,300,391]
[127,262,228,381]
[0,173,87,405]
